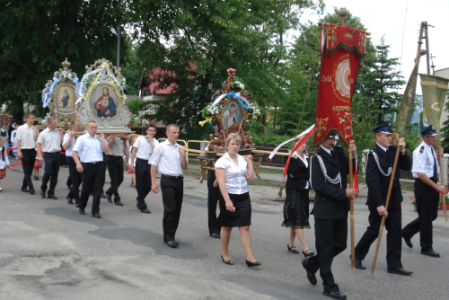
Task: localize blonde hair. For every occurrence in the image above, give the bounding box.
[292,136,308,155]
[225,133,242,152]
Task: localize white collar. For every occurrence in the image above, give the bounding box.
[294,152,308,159]
[223,152,240,162]
[164,140,179,147]
[376,143,388,152]
[422,141,432,150]
[320,145,332,155]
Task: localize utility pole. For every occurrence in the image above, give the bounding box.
[117,0,121,69]
[430,54,436,75]
[424,23,431,75]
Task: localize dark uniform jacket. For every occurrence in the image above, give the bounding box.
[311,145,353,220]
[286,156,310,190]
[365,144,411,210]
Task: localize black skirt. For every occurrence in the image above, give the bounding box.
[282,189,310,229]
[219,191,251,227]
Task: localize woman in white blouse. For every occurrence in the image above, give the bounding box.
[215,133,261,267]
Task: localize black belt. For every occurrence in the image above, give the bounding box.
[108,155,123,158]
[82,161,103,165]
[137,158,149,161]
[161,174,183,179]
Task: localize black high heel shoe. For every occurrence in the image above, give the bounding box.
[287,244,300,254]
[302,249,315,257]
[221,255,234,265]
[246,260,262,267]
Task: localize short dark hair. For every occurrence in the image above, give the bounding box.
[26,113,35,119]
[147,124,156,130]
[71,120,78,126]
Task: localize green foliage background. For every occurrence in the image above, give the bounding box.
[0,1,420,155]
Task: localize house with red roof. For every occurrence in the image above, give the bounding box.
[136,64,197,128]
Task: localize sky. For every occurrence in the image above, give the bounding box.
[295,0,449,93]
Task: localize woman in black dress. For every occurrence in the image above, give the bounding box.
[282,137,314,257]
[215,133,261,267]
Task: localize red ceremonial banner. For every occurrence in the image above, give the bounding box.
[314,23,367,145]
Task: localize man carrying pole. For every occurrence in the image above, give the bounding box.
[302,130,357,300]
[353,123,412,275]
[402,125,445,258]
[301,14,368,298]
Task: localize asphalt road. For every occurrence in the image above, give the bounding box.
[0,165,448,300]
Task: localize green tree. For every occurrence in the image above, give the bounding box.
[132,0,324,140]
[128,98,143,115]
[362,37,405,125]
[0,0,129,122]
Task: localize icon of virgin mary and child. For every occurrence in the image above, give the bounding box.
[223,102,240,134]
[94,87,117,118]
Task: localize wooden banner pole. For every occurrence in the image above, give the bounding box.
[371,140,401,275]
[348,152,355,269]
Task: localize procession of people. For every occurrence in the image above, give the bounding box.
[0,115,446,300]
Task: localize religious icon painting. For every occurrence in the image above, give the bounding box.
[335,58,351,99]
[41,58,80,126]
[76,58,132,131]
[89,84,120,119]
[220,99,243,134]
[55,83,77,111]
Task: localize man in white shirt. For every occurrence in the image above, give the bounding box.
[402,125,445,258]
[105,134,130,206]
[16,113,39,194]
[62,121,82,206]
[37,117,64,199]
[129,124,159,214]
[150,124,187,248]
[72,121,109,218]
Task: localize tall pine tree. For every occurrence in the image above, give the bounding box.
[363,37,405,125]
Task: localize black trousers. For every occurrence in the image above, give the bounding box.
[308,218,347,293]
[355,206,402,269]
[79,162,105,215]
[106,155,124,201]
[160,175,184,239]
[41,152,61,196]
[67,156,82,203]
[21,149,36,191]
[136,158,151,210]
[67,174,72,188]
[402,178,439,250]
[207,170,221,234]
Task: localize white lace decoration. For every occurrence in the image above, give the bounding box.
[371,151,392,176]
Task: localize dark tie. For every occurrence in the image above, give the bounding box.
[431,148,438,181]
